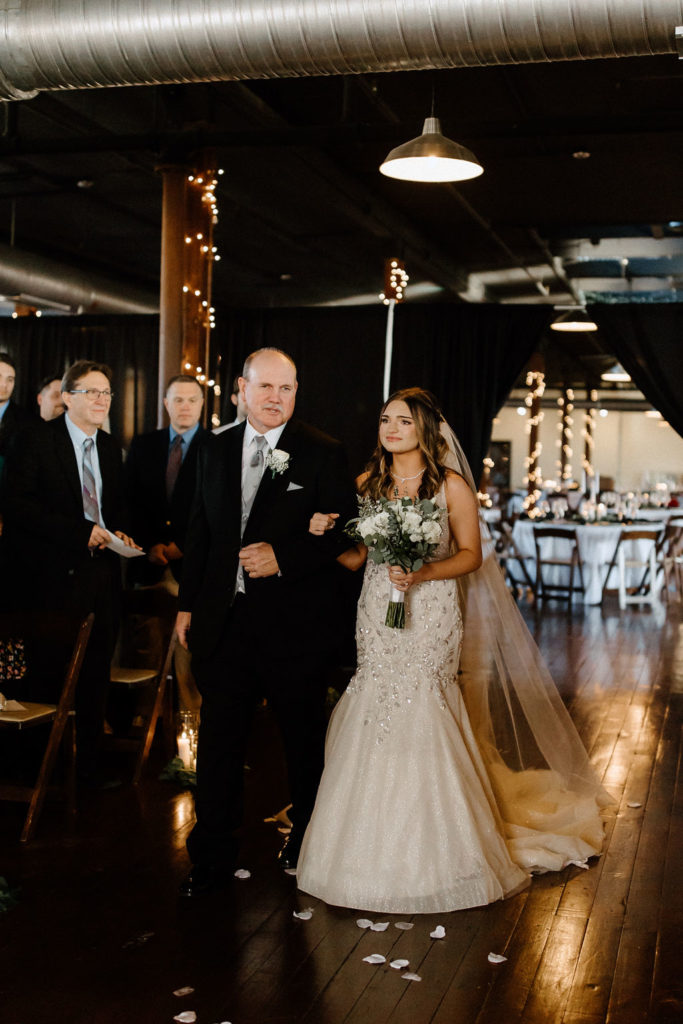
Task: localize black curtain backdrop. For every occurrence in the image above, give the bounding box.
[214,304,550,476]
[591,304,683,441]
[0,315,159,444]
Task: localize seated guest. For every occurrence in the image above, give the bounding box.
[36,374,66,420]
[1,360,139,784]
[125,374,205,713]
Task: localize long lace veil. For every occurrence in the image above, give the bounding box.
[440,421,612,817]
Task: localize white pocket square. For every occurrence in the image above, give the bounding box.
[286,481,304,491]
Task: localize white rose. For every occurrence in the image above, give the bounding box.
[422,521,442,544]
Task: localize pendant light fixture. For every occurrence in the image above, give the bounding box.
[379,116,483,183]
[601,362,631,382]
[550,307,598,332]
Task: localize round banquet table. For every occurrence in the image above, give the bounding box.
[511,520,666,605]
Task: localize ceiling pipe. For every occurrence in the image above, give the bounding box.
[0,0,681,101]
[0,242,159,314]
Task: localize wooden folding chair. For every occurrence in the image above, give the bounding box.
[533,526,585,603]
[500,521,535,600]
[0,612,94,842]
[109,588,178,783]
[618,527,664,609]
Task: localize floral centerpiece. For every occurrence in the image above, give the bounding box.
[347,495,445,628]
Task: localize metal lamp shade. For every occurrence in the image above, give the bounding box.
[379,117,483,183]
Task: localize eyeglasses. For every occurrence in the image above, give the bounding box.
[68,388,114,400]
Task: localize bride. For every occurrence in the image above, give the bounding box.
[296,387,611,915]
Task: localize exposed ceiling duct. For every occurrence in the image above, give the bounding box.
[0,243,159,314]
[0,0,681,101]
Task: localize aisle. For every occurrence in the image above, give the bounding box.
[1,601,681,1024]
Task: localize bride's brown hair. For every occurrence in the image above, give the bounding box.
[359,387,450,500]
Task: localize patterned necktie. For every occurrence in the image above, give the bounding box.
[166,435,183,500]
[241,435,268,536]
[82,437,101,524]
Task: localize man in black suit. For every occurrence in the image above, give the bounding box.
[126,374,204,586]
[2,359,139,782]
[176,347,356,895]
[0,352,33,464]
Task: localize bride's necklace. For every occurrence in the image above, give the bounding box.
[390,467,426,484]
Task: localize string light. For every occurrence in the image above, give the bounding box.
[379,259,409,305]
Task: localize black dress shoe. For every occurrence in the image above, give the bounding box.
[278,834,301,871]
[179,864,221,897]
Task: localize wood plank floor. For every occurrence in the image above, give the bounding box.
[1,599,682,1024]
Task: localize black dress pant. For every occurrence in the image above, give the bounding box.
[187,594,329,868]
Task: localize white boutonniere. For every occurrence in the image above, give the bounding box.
[264,448,290,477]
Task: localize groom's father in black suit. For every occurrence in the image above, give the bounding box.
[176,347,356,895]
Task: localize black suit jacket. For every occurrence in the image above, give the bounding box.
[125,424,203,583]
[1,414,128,602]
[0,400,34,458]
[179,418,357,660]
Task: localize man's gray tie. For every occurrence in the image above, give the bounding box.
[241,435,268,537]
[82,437,101,524]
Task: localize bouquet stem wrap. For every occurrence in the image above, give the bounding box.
[386,586,406,629]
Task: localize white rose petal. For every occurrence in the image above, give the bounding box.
[370,921,389,932]
[233,868,251,879]
[173,1013,197,1023]
[356,918,373,929]
[390,959,410,970]
[430,925,446,939]
[402,972,422,982]
[293,908,314,920]
[363,954,387,964]
[284,868,297,876]
[627,801,642,808]
[487,952,508,964]
[394,922,414,930]
[173,987,195,997]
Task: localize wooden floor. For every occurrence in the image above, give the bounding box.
[2,598,682,1024]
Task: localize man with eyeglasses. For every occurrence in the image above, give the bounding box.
[2,359,139,786]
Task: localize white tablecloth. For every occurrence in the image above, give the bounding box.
[511,520,665,605]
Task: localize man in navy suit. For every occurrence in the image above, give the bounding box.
[2,360,138,782]
[176,347,356,894]
[125,374,205,712]
[126,374,204,586]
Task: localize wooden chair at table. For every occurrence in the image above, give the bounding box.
[532,526,585,604]
[613,527,662,610]
[499,521,536,600]
[108,587,178,784]
[0,612,94,843]
[656,522,683,603]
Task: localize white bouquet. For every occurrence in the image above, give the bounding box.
[347,495,445,628]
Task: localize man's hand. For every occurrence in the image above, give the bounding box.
[88,524,111,549]
[114,530,143,550]
[176,611,192,650]
[239,542,279,578]
[149,541,183,564]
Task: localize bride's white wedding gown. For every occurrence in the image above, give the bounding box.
[297,496,606,914]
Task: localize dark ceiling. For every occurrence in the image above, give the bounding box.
[0,52,682,387]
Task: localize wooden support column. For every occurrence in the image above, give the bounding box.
[523,352,545,516]
[158,165,187,427]
[157,156,221,427]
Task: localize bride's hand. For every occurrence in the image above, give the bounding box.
[388,564,421,591]
[309,512,339,535]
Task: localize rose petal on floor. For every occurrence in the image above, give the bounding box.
[370,921,389,931]
[172,987,194,997]
[402,972,422,982]
[627,801,642,808]
[356,918,373,929]
[173,1012,197,1023]
[363,953,387,964]
[233,868,251,879]
[394,922,414,930]
[430,925,446,939]
[390,959,410,969]
[293,908,314,920]
[284,868,297,876]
